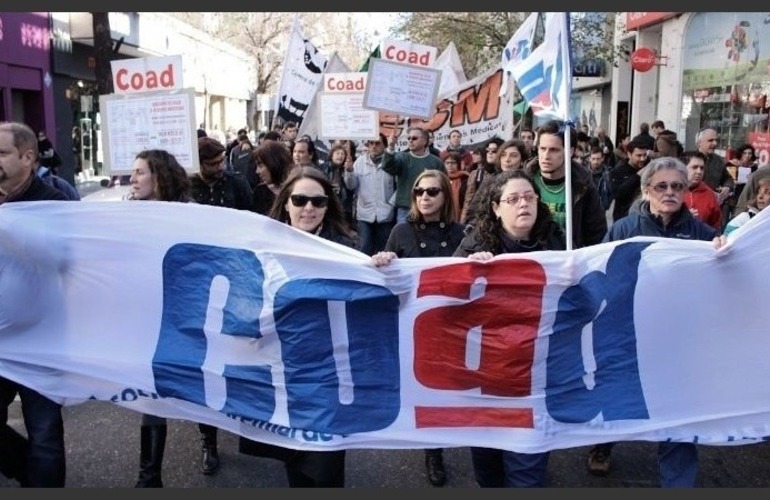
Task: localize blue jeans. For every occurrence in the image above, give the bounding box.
[0,376,65,487]
[658,442,698,487]
[357,220,395,256]
[470,447,550,487]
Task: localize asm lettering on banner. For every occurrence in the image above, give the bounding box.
[413,241,652,428]
[153,243,401,435]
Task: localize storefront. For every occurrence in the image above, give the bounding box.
[679,12,770,165]
[611,12,769,167]
[0,12,56,140]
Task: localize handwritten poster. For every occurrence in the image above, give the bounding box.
[363,58,441,120]
[319,92,380,140]
[100,88,198,176]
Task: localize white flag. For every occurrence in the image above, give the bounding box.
[273,17,329,128]
[499,12,539,97]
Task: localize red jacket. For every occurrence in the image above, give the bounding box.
[684,181,722,232]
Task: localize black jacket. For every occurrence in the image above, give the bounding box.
[525,159,607,248]
[190,172,254,211]
[9,174,69,202]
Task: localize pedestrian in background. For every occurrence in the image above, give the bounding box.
[0,121,70,488]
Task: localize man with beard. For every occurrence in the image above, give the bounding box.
[524,120,607,249]
[610,138,649,221]
[190,136,254,211]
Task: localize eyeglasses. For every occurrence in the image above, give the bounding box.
[413,187,443,197]
[650,181,686,193]
[500,193,539,205]
[407,136,422,141]
[289,194,329,208]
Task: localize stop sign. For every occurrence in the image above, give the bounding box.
[630,47,657,72]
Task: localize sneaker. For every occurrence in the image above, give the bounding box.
[587,445,611,477]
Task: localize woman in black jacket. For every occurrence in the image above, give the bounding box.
[371,169,465,487]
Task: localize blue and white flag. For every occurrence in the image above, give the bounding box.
[499,12,539,98]
[508,12,572,121]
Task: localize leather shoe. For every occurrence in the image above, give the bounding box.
[425,450,446,486]
[200,445,220,475]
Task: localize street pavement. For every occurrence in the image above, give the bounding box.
[3,398,770,488]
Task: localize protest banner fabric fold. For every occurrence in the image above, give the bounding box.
[1,202,770,453]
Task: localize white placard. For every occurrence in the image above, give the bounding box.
[110,55,183,95]
[363,58,441,120]
[319,92,379,140]
[100,88,199,176]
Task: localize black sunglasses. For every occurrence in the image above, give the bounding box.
[413,187,442,197]
[289,194,329,208]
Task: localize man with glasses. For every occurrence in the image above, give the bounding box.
[190,137,254,212]
[382,127,445,223]
[589,156,719,487]
[343,134,396,255]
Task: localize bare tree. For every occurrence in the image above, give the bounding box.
[91,12,115,97]
[392,12,625,78]
[166,13,372,94]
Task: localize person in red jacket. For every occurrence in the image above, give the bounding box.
[682,150,722,233]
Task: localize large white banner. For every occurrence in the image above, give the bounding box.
[2,202,770,453]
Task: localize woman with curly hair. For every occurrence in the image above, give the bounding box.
[128,149,192,202]
[129,149,225,487]
[453,168,565,488]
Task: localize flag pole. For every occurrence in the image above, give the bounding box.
[564,122,573,251]
[562,12,574,251]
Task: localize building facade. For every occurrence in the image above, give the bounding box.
[0,12,56,144]
[1,11,256,183]
[611,12,770,165]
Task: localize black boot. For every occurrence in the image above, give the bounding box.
[425,448,446,487]
[0,424,29,486]
[199,424,220,475]
[135,424,166,487]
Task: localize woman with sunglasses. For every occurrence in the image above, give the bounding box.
[452,169,565,488]
[371,169,465,487]
[239,166,357,488]
[588,156,721,487]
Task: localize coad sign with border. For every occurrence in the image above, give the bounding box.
[110,55,183,95]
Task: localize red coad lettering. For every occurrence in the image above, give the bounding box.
[413,259,545,428]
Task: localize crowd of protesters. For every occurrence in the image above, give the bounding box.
[0,116,757,488]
